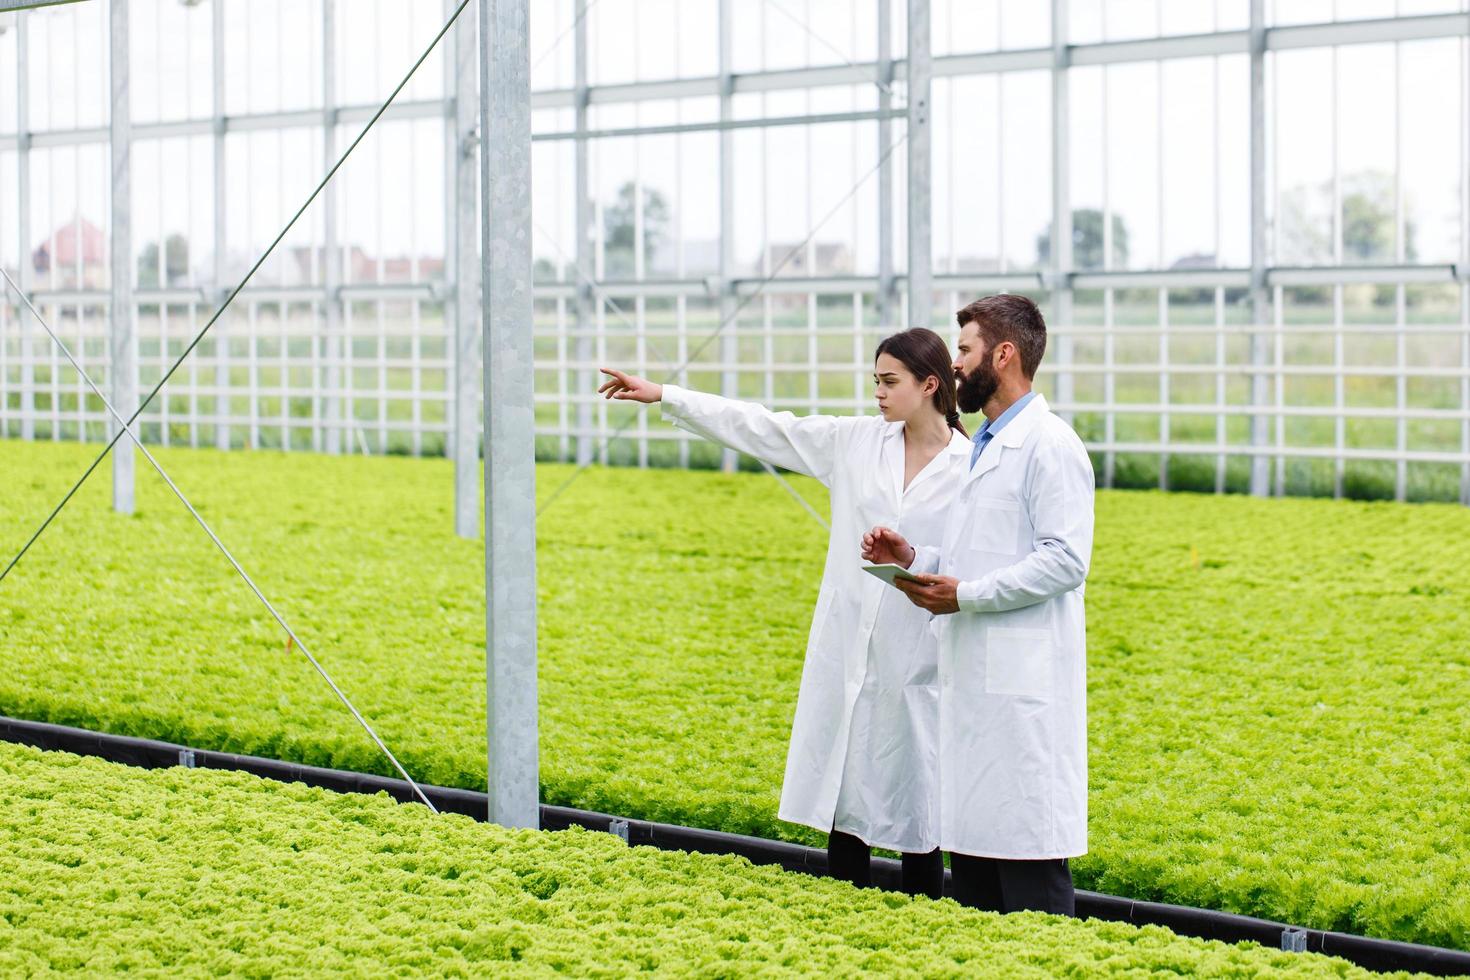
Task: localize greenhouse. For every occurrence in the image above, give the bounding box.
[2,0,1469,975]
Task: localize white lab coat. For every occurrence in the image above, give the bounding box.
[660,384,971,852]
[911,393,1095,859]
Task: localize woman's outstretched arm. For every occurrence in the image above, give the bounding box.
[598,368,848,485]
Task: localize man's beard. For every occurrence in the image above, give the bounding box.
[956,358,998,415]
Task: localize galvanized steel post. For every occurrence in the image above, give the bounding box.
[479,0,538,830]
[452,0,481,539]
[573,0,594,467]
[109,0,136,514]
[717,0,738,472]
[1248,0,1271,497]
[877,0,895,330]
[1050,0,1075,425]
[905,0,931,331]
[323,1,343,456]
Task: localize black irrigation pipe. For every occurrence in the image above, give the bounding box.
[2,716,1467,977]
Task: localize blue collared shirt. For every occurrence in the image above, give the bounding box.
[969,391,1037,470]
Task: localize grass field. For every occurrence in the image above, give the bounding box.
[1,438,1469,950]
[0,741,1403,977]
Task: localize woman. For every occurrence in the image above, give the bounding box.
[597,328,970,899]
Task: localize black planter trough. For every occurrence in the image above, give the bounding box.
[1,715,1466,977]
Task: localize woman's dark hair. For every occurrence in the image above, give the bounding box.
[874,327,967,437]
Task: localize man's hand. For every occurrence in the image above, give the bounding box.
[598,367,662,404]
[862,526,915,568]
[894,574,961,615]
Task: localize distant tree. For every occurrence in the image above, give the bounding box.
[1036,208,1129,270]
[137,233,190,287]
[1276,169,1414,304]
[1277,169,1415,265]
[602,181,670,278]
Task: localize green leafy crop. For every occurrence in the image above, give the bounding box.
[1,440,1468,949]
[0,741,1415,976]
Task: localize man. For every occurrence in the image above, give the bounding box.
[861,294,1094,916]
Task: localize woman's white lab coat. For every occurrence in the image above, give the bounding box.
[660,384,970,852]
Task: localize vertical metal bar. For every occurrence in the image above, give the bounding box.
[247,300,258,448]
[16,11,33,442]
[1103,287,1115,487]
[1159,288,1169,490]
[906,0,931,331]
[573,0,593,466]
[1461,27,1469,506]
[717,0,737,472]
[452,0,480,538]
[1248,0,1270,496]
[1156,52,1166,489]
[1333,284,1344,498]
[1331,42,1344,499]
[323,0,342,455]
[1214,286,1226,493]
[633,144,647,467]
[109,0,135,514]
[479,0,538,830]
[1101,57,1114,486]
[212,0,227,450]
[876,0,894,329]
[1395,289,1407,502]
[1050,0,1073,423]
[1273,283,1284,496]
[1393,39,1407,503]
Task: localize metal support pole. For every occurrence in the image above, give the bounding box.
[1462,27,1470,506]
[109,0,136,513]
[717,0,738,472]
[906,0,931,330]
[573,0,594,466]
[451,0,480,538]
[1050,0,1075,423]
[1248,0,1271,496]
[323,0,343,455]
[479,0,538,830]
[876,0,895,329]
[212,0,228,451]
[16,13,33,441]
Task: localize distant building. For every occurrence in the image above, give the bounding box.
[1169,253,1218,271]
[285,245,445,286]
[31,217,108,290]
[763,241,853,278]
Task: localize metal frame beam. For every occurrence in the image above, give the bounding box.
[108,0,135,513]
[1050,0,1074,424]
[905,0,931,330]
[573,0,594,467]
[1248,0,1270,497]
[451,0,480,537]
[479,0,538,830]
[322,0,342,455]
[208,2,230,452]
[716,0,737,472]
[15,9,34,442]
[876,0,895,329]
[520,12,1468,110]
[0,0,82,9]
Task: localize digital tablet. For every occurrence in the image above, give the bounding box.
[861,562,925,587]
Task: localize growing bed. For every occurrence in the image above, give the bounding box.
[0,741,1415,976]
[2,440,1468,950]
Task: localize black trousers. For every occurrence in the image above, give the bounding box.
[948,852,1075,916]
[828,829,945,900]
